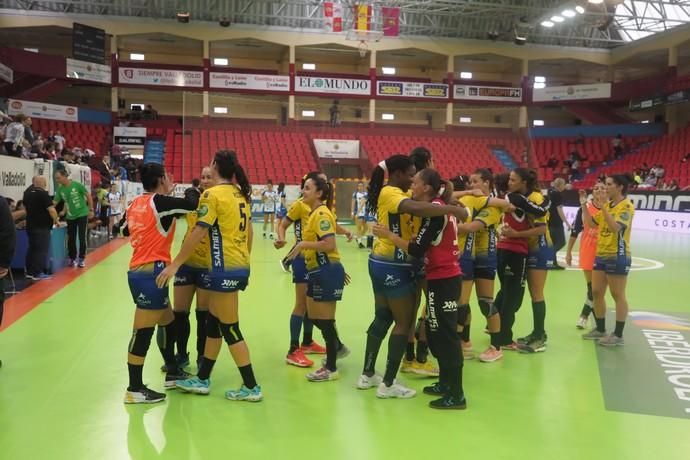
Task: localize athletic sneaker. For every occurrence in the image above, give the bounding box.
[124,386,166,404]
[164,369,192,389]
[576,316,588,329]
[320,344,351,366]
[411,360,440,377]
[286,349,314,368]
[400,358,415,373]
[478,346,504,362]
[598,334,625,347]
[301,341,327,354]
[376,382,417,399]
[175,376,211,395]
[68,259,77,268]
[582,329,607,340]
[517,332,548,345]
[517,337,547,353]
[306,367,339,382]
[501,341,519,352]
[225,384,263,402]
[279,259,291,273]
[358,241,365,249]
[429,395,467,410]
[160,353,190,373]
[78,258,86,268]
[27,273,52,281]
[356,373,383,390]
[423,382,448,396]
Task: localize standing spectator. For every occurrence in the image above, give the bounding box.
[654,164,665,183]
[97,154,113,185]
[143,104,159,120]
[53,130,66,154]
[54,169,93,268]
[107,183,124,238]
[23,117,34,147]
[47,130,55,142]
[3,114,27,157]
[23,176,59,280]
[612,134,623,159]
[96,183,109,232]
[329,100,340,128]
[547,178,571,270]
[0,193,17,368]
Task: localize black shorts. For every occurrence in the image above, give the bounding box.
[426,276,461,333]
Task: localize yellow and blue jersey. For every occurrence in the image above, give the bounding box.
[303,204,340,270]
[526,191,553,253]
[183,211,210,268]
[196,184,250,272]
[595,198,634,258]
[372,185,414,263]
[474,204,502,263]
[286,198,311,243]
[457,195,489,261]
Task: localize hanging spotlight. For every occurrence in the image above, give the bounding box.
[562,9,576,18]
[551,15,565,22]
[176,11,190,23]
[541,21,555,28]
[575,6,586,14]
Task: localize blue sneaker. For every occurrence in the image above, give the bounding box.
[225,384,263,402]
[175,376,210,395]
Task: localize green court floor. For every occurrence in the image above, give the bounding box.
[1,224,689,460]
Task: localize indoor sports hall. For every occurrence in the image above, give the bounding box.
[1,2,689,459]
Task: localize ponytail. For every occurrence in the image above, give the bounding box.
[513,167,539,192]
[214,150,252,202]
[367,154,412,215]
[310,175,333,209]
[417,168,452,202]
[494,172,510,197]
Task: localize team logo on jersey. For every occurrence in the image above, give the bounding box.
[136,293,151,306]
[620,211,630,221]
[203,191,210,198]
[597,310,690,419]
[221,279,240,289]
[319,219,331,231]
[197,204,209,218]
[384,274,401,287]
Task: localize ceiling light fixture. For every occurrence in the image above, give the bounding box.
[575,6,586,14]
[551,15,565,22]
[541,21,555,28]
[562,9,576,18]
[176,11,190,23]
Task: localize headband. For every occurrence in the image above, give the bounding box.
[378,160,387,172]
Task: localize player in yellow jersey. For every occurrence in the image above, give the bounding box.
[455,169,513,362]
[581,174,635,347]
[161,167,214,372]
[275,172,330,368]
[286,175,348,382]
[357,154,467,399]
[156,150,262,402]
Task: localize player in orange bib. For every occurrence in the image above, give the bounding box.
[566,182,606,329]
[122,163,197,404]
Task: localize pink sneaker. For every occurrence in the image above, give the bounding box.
[501,341,519,352]
[478,346,503,363]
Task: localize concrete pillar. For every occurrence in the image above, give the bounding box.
[203,91,209,117]
[666,105,678,135]
[446,55,454,127]
[519,59,529,129]
[369,98,376,127]
[289,45,296,124]
[110,35,119,116]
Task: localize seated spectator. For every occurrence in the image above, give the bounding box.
[612,134,623,159]
[143,104,159,120]
[664,179,679,191]
[655,163,665,182]
[53,130,66,154]
[60,150,77,164]
[546,156,558,169]
[638,173,658,189]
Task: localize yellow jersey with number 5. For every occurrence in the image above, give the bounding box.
[196,184,250,271]
[303,204,340,270]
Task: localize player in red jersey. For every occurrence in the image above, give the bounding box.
[121,163,197,404]
[374,168,466,410]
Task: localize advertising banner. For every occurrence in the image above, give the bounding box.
[533,83,611,102]
[454,85,522,102]
[313,139,360,159]
[114,126,147,147]
[118,67,203,88]
[210,72,289,92]
[66,58,111,84]
[0,156,34,201]
[295,76,370,96]
[0,62,13,84]
[7,99,78,122]
[377,81,448,99]
[143,139,165,164]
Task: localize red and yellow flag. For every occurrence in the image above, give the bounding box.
[355,3,372,31]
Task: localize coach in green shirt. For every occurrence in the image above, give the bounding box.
[54,169,94,268]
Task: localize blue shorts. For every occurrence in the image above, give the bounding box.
[368,256,416,299]
[474,255,497,280]
[366,214,377,223]
[292,255,309,284]
[413,260,426,281]
[459,257,475,281]
[594,255,631,276]
[173,264,206,287]
[277,207,287,219]
[356,214,367,223]
[307,263,345,302]
[128,261,169,310]
[527,246,555,270]
[200,269,250,293]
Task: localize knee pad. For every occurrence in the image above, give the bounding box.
[206,314,222,339]
[367,307,393,340]
[457,304,470,327]
[156,322,173,349]
[479,297,498,317]
[220,322,244,345]
[128,327,154,357]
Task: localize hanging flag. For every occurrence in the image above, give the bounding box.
[355,3,372,31]
[382,7,400,37]
[324,2,343,33]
